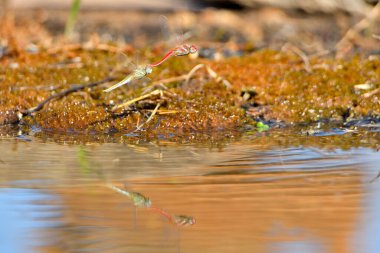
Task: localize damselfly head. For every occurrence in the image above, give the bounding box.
[189,44,197,54]
[173,215,196,226]
[145,65,153,74]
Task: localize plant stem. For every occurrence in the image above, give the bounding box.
[64,0,81,39]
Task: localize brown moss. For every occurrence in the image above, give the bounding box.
[1,47,380,141]
[212,50,380,123]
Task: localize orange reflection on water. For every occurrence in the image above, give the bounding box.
[38,167,363,253]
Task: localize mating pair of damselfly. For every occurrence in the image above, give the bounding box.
[108,184,196,226]
[103,43,197,93]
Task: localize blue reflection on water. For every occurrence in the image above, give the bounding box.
[356,152,380,253]
[269,240,323,253]
[0,188,61,253]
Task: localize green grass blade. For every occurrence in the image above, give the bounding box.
[64,0,81,39]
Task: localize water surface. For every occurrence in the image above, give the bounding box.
[1,128,380,253]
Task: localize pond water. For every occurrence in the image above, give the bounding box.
[1,127,380,253]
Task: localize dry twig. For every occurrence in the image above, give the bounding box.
[112,89,163,111]
[336,2,380,57]
[135,102,161,131]
[24,77,114,115]
[362,87,380,99]
[282,43,312,73]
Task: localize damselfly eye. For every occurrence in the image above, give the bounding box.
[190,45,197,54]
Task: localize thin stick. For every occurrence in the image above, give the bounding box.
[136,102,161,131]
[112,90,162,111]
[151,63,230,88]
[149,109,180,115]
[282,43,312,73]
[184,64,204,86]
[362,87,380,99]
[152,74,189,85]
[25,77,114,115]
[336,2,380,57]
[205,65,232,88]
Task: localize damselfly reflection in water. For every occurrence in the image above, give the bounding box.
[151,207,196,227]
[107,184,152,207]
[3,129,380,253]
[108,184,196,227]
[106,184,195,252]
